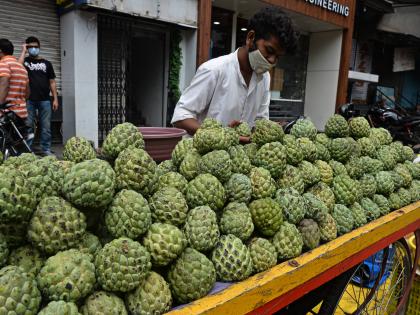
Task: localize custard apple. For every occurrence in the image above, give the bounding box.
[315,142,331,161]
[168,247,216,303]
[375,146,397,170]
[303,193,329,223]
[28,196,86,255]
[184,206,219,252]
[199,150,232,183]
[315,160,334,185]
[201,118,222,129]
[38,249,95,302]
[277,165,305,194]
[360,197,381,221]
[63,136,96,163]
[248,238,277,273]
[172,138,194,167]
[102,122,145,160]
[346,157,364,179]
[389,192,403,210]
[315,133,330,146]
[251,119,284,146]
[405,161,420,179]
[193,128,228,154]
[308,182,335,212]
[105,189,152,239]
[82,291,127,315]
[398,187,412,207]
[357,137,376,157]
[243,143,258,164]
[75,232,102,257]
[359,174,377,198]
[143,223,187,266]
[0,235,7,268]
[375,171,395,195]
[329,160,348,176]
[275,188,306,224]
[225,173,252,204]
[186,174,226,211]
[7,245,44,276]
[211,234,253,281]
[401,146,415,162]
[224,127,240,147]
[255,142,287,178]
[394,164,412,188]
[290,118,317,140]
[369,128,392,145]
[298,219,320,250]
[219,202,254,241]
[156,159,177,177]
[349,117,370,138]
[63,159,115,208]
[249,198,283,236]
[249,167,276,199]
[235,121,251,137]
[150,187,188,227]
[272,222,303,260]
[325,114,349,138]
[179,151,201,181]
[38,301,81,315]
[95,238,151,292]
[331,204,354,235]
[283,134,304,166]
[157,172,188,194]
[0,220,27,248]
[359,156,384,175]
[298,161,321,188]
[350,202,367,228]
[332,175,358,205]
[125,272,171,315]
[2,153,37,169]
[297,137,317,162]
[372,194,390,216]
[114,148,157,197]
[328,138,352,163]
[318,213,338,242]
[229,145,252,175]
[0,266,41,314]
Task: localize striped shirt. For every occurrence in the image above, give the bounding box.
[0,55,28,118]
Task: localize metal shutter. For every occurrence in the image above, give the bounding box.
[0,0,61,93]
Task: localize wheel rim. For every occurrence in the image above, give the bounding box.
[333,240,411,315]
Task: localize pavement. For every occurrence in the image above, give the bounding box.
[31,143,63,159]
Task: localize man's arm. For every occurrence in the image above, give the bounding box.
[171,66,218,135]
[18,44,27,64]
[25,81,30,99]
[50,79,59,111]
[0,76,9,104]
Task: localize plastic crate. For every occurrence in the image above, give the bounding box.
[407,276,420,315]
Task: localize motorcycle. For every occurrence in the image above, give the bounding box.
[340,102,420,147]
[0,101,33,161]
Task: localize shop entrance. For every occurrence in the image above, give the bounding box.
[97,15,169,143]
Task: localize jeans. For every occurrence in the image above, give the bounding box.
[26,100,52,152]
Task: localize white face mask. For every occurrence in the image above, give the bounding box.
[248,49,276,75]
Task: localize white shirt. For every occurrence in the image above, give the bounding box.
[171,49,270,127]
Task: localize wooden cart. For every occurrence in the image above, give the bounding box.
[167,201,420,315]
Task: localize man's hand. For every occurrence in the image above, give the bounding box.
[22,44,27,54]
[228,120,241,128]
[239,136,251,143]
[52,99,59,111]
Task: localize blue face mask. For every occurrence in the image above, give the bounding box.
[28,47,39,57]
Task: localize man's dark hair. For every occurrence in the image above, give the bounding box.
[0,38,14,55]
[248,7,299,54]
[25,36,40,47]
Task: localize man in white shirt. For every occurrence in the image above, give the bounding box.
[171,7,299,139]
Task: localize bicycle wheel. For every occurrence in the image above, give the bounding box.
[319,239,412,315]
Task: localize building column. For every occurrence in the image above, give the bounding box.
[60,10,99,147]
[196,0,212,67]
[304,30,343,131]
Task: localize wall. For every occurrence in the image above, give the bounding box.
[304,30,343,130]
[61,10,99,146]
[179,29,198,92]
[86,0,198,27]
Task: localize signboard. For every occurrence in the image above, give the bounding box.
[393,47,415,72]
[303,0,350,17]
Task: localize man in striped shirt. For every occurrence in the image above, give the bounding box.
[0,38,29,118]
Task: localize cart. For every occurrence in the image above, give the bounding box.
[167,201,420,315]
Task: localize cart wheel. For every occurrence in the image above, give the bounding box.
[318,238,412,315]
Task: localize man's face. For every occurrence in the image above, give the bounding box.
[246,32,286,65]
[26,42,39,49]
